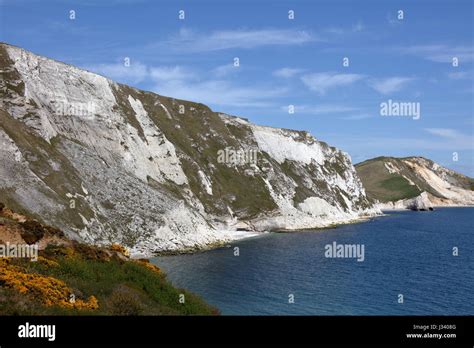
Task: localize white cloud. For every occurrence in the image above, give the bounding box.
[342,113,374,120]
[279,104,374,120]
[352,21,364,32]
[400,45,474,63]
[424,128,472,149]
[86,62,196,85]
[425,128,463,138]
[211,64,240,78]
[158,28,318,53]
[273,67,304,78]
[447,71,473,80]
[324,21,365,35]
[86,59,282,108]
[337,134,473,153]
[324,27,345,35]
[301,72,364,95]
[154,79,286,108]
[369,77,414,95]
[387,12,403,26]
[288,104,359,115]
[86,61,148,84]
[149,63,286,108]
[149,66,194,81]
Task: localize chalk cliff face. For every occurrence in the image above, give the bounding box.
[355,156,474,210]
[0,43,379,256]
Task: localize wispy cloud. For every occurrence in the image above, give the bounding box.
[151,28,318,53]
[211,64,240,78]
[149,66,195,81]
[387,12,403,26]
[336,134,473,153]
[425,128,464,138]
[288,104,359,115]
[447,70,473,80]
[154,79,286,108]
[87,60,285,108]
[85,61,148,84]
[342,113,375,121]
[87,62,198,85]
[399,45,474,63]
[369,77,414,95]
[279,104,374,120]
[301,72,365,95]
[324,21,365,35]
[352,21,365,32]
[273,67,305,78]
[424,128,472,149]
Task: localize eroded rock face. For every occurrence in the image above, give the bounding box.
[356,156,474,211]
[382,192,434,211]
[0,43,379,256]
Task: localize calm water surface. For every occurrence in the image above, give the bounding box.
[152,208,474,315]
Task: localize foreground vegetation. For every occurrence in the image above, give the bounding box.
[0,204,218,315]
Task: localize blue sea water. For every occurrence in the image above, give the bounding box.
[151,208,474,315]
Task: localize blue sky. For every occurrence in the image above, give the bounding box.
[1,0,473,175]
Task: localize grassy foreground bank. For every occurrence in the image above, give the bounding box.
[0,204,218,315]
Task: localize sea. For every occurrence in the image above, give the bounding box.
[151,208,474,315]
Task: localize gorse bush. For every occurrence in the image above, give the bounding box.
[0,259,98,310]
[0,205,217,316]
[0,244,217,315]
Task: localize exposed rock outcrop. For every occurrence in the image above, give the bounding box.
[355,156,474,211]
[0,43,379,256]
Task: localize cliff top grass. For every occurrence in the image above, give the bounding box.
[355,158,422,202]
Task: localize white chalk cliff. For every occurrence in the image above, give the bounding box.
[0,43,379,256]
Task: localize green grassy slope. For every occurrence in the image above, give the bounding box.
[355,156,474,203]
[355,157,422,202]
